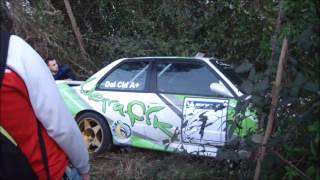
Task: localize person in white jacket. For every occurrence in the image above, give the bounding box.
[0,34,90,180]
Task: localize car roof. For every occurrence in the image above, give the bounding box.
[122,56,213,61]
[120,56,226,65]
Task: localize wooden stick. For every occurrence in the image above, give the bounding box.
[271,150,312,180]
[254,38,288,180]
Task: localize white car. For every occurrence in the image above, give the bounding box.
[57,57,257,157]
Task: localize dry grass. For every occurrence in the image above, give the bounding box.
[90,147,254,180]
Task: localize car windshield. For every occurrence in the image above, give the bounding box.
[209,59,242,88]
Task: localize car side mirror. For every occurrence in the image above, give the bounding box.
[210,82,233,97]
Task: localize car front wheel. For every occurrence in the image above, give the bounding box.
[76,112,112,154]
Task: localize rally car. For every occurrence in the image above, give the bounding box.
[57,57,257,157]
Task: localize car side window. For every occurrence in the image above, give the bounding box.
[98,61,150,91]
[156,62,232,97]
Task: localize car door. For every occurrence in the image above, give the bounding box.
[95,59,180,150]
[154,59,234,146]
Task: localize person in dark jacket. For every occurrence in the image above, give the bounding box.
[46,58,76,80]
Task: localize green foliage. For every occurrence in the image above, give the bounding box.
[228,0,320,179]
[53,0,271,65]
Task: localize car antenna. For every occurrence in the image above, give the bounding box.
[195,52,205,57]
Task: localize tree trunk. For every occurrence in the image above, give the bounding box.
[270,0,284,67]
[63,0,97,69]
[63,0,87,57]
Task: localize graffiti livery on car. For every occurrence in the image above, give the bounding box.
[58,57,257,157]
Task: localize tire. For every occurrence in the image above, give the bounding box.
[76,112,112,155]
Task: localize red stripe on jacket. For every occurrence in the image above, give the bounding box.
[0,69,68,180]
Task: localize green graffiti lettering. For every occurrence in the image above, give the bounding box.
[153,116,173,138]
[108,99,119,106]
[80,77,96,94]
[101,98,109,113]
[89,92,103,101]
[127,101,145,126]
[146,106,165,126]
[158,122,173,138]
[153,116,159,128]
[84,88,95,98]
[80,81,174,137]
[112,103,125,116]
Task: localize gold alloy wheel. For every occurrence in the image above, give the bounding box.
[79,117,104,153]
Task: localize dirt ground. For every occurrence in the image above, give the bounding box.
[89,147,254,180]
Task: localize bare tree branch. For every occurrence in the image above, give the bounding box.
[254,38,288,180]
[271,149,312,180]
[270,0,284,67]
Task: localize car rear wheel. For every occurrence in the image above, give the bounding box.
[76,112,112,154]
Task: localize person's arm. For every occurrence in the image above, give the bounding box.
[6,35,90,174]
[81,172,90,180]
[65,65,76,80]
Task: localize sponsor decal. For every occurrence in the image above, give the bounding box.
[185,100,227,111]
[111,120,132,143]
[104,81,140,89]
[183,97,228,142]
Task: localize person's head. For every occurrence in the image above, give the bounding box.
[46,58,59,74]
[0,2,13,32]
